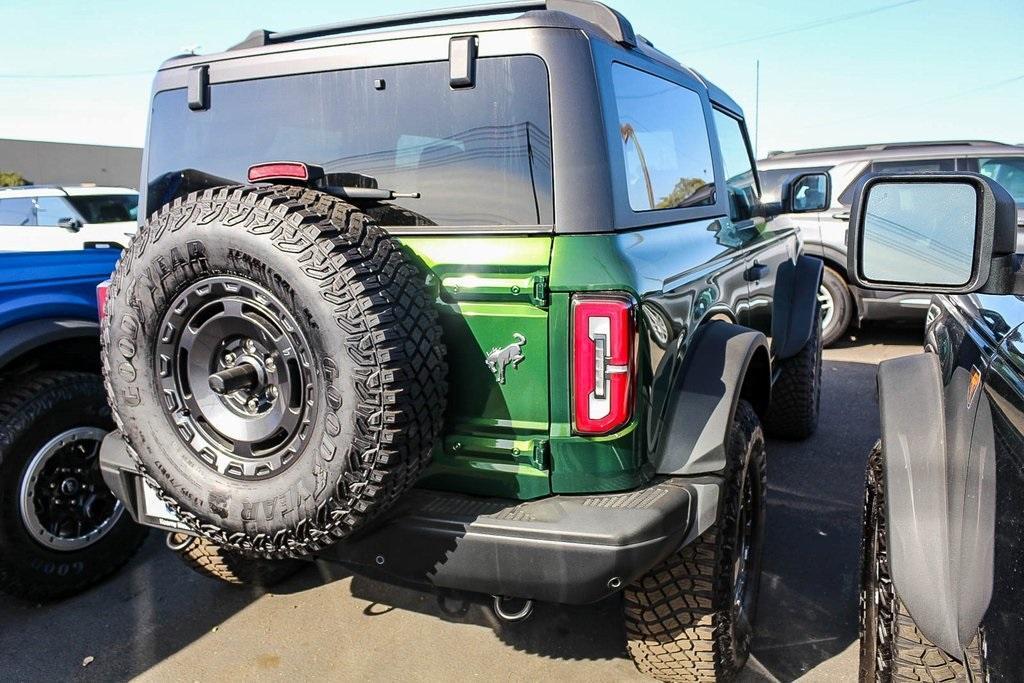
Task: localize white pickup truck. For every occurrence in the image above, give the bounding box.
[0,185,138,251]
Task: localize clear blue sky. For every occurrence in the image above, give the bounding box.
[1,0,1020,156]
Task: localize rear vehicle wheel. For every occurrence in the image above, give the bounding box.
[819,266,852,348]
[859,443,986,681]
[167,533,305,586]
[764,305,822,440]
[0,372,147,600]
[624,400,766,682]
[102,185,447,558]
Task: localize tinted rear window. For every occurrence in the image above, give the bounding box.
[146,57,553,227]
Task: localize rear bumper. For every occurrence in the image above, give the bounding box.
[100,431,718,604]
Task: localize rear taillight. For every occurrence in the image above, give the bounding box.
[572,294,634,435]
[96,279,110,320]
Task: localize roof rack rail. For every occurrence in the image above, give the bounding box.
[230,0,636,51]
[767,139,1010,158]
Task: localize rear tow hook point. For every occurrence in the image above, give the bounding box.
[492,595,534,623]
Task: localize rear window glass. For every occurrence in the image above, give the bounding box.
[67,194,138,223]
[146,57,553,227]
[611,64,715,212]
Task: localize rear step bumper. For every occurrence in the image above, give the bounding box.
[100,431,720,604]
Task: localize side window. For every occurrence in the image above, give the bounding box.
[33,197,76,226]
[871,158,955,173]
[0,197,36,226]
[611,63,715,212]
[977,157,1024,203]
[712,109,758,221]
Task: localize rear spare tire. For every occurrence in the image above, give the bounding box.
[102,186,446,558]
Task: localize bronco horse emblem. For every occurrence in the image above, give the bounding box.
[485,333,526,384]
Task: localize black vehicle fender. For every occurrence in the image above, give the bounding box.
[876,353,995,656]
[0,318,99,371]
[771,254,823,359]
[653,320,770,476]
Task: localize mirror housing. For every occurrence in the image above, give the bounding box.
[847,172,1019,295]
[57,217,82,231]
[781,172,830,213]
[760,171,831,218]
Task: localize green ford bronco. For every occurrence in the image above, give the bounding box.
[98,2,828,679]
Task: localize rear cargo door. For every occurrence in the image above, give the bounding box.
[398,236,553,499]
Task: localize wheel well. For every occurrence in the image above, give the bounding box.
[739,345,771,420]
[0,336,101,377]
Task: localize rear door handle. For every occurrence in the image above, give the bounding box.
[833,211,851,221]
[744,262,770,282]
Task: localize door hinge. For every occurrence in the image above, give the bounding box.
[531,275,550,308]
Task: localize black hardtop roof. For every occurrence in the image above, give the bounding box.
[159,0,744,117]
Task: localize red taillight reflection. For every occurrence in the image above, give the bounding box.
[572,295,634,435]
[247,162,311,183]
[96,279,110,320]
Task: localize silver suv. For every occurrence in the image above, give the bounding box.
[759,140,1024,345]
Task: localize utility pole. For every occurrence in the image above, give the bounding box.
[754,59,760,158]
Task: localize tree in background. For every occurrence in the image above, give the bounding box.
[0,171,28,187]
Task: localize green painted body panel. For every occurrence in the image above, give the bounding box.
[396,236,553,499]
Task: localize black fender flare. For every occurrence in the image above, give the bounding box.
[654,321,770,476]
[877,353,995,655]
[771,254,823,359]
[0,318,99,371]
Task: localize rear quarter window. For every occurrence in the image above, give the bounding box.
[610,63,715,212]
[146,56,554,227]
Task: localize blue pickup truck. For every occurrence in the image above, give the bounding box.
[0,249,145,599]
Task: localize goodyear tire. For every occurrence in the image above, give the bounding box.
[103,186,446,558]
[168,533,305,586]
[764,305,822,440]
[624,400,766,682]
[859,443,986,681]
[0,371,147,600]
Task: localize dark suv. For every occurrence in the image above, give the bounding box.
[96,2,825,679]
[759,140,1024,346]
[842,169,1022,680]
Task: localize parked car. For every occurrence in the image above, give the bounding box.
[0,249,146,600]
[844,170,1022,680]
[759,140,1024,346]
[96,3,827,680]
[0,185,139,251]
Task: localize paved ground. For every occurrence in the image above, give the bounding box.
[0,326,923,683]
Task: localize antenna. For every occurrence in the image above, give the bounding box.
[754,59,760,158]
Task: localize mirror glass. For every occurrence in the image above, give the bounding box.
[861,181,977,286]
[792,174,828,212]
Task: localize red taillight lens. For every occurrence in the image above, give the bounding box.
[247,161,311,183]
[572,294,634,435]
[96,279,110,320]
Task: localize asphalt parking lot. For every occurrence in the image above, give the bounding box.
[0,325,923,683]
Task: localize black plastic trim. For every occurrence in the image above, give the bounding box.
[771,255,824,359]
[654,321,770,475]
[0,318,98,371]
[876,353,995,655]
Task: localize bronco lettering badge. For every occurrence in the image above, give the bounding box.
[486,333,526,384]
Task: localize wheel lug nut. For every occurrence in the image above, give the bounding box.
[247,398,259,411]
[244,340,257,354]
[265,357,276,372]
[266,385,279,400]
[224,352,236,366]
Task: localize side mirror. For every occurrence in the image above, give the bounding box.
[781,172,830,213]
[847,172,1019,294]
[58,217,82,231]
